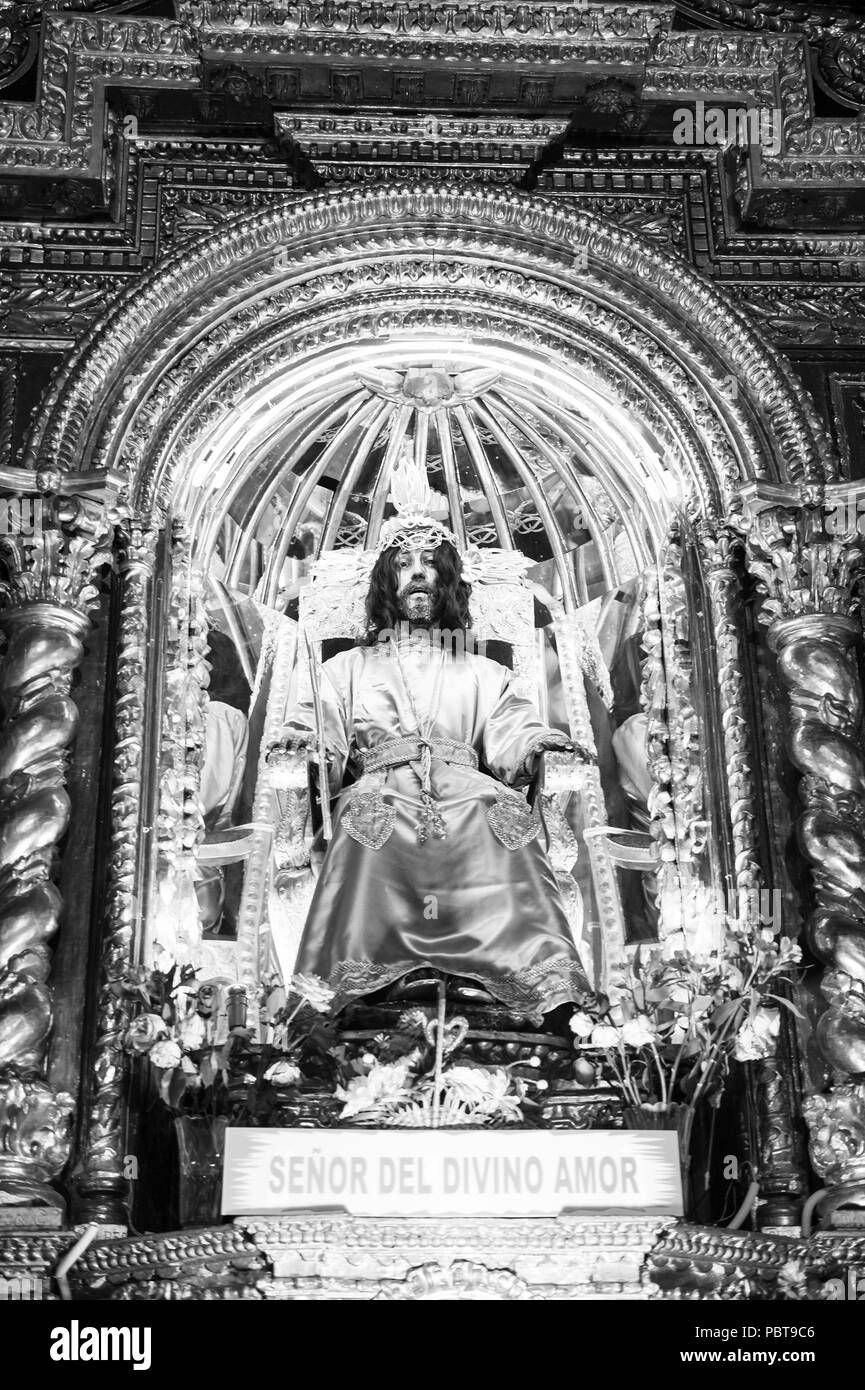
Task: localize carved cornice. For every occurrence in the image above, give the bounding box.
[676,1,865,109]
[180,2,674,46]
[0,5,864,219]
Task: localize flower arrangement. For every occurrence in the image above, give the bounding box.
[569,912,803,1118]
[123,959,337,1111]
[333,1009,546,1127]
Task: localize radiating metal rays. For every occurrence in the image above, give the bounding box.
[365,403,414,549]
[262,393,383,608]
[451,403,515,551]
[180,336,695,611]
[468,396,578,612]
[318,399,394,552]
[433,408,468,550]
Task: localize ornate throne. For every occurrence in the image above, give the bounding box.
[215,545,631,1021]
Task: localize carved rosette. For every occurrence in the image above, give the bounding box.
[745,493,865,1204]
[0,494,111,1201]
[72,519,157,1224]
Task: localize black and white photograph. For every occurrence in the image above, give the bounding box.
[0,0,864,1353]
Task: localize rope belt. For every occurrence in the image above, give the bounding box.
[360,737,478,844]
[361,736,478,775]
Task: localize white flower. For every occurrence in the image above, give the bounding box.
[337,1056,417,1118]
[622,1015,657,1047]
[289,973,335,1013]
[444,1066,507,1107]
[590,1024,620,1048]
[125,1013,168,1053]
[149,1040,183,1069]
[733,1007,781,1062]
[177,1013,207,1050]
[443,1067,521,1121]
[778,938,802,965]
[569,1011,595,1039]
[264,1061,302,1085]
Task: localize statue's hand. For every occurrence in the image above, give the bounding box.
[536,734,595,764]
[266,730,317,788]
[267,729,316,760]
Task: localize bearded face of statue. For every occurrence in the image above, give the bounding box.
[395,544,438,626]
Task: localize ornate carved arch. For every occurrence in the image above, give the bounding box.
[25,183,833,510]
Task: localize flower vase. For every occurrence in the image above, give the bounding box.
[622,1102,695,1203]
[173,1114,227,1227]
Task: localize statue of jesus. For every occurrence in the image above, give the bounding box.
[271,479,591,1021]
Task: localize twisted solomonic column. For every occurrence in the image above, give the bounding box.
[745,487,865,1221]
[0,493,112,1206]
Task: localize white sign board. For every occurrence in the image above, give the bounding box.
[222,1128,683,1218]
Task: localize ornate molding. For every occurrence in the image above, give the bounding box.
[1,6,863,224]
[698,522,763,902]
[126,266,729,527]
[5,1210,865,1299]
[0,16,199,178]
[23,186,832,514]
[72,517,158,1225]
[150,522,208,969]
[677,0,865,109]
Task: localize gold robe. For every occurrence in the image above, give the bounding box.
[287,639,588,1017]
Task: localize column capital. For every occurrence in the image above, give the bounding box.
[0,491,115,622]
[735,483,865,626]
